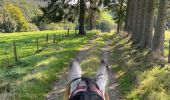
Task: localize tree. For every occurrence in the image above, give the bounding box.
[109,0,126,33]
[4,3,28,32]
[41,0,112,35]
[79,0,86,35]
[135,0,147,44]
[152,0,168,54]
[140,0,154,48]
[88,0,100,30]
[124,0,131,32]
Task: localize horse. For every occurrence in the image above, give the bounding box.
[64,59,110,100]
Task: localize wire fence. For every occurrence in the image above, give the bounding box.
[0,30,78,68]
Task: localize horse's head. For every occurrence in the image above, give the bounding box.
[64,59,110,100]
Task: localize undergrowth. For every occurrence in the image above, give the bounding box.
[109,32,170,100]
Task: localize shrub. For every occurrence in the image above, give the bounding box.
[39,22,76,30]
[4,3,29,32]
[96,19,115,32]
[27,23,39,31]
[0,17,17,33]
[0,7,17,33]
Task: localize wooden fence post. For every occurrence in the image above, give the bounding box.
[46,34,48,44]
[67,29,70,36]
[53,34,56,43]
[36,37,39,51]
[168,39,170,63]
[13,42,18,62]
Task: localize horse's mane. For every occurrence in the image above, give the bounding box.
[64,83,110,100]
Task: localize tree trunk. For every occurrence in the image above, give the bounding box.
[117,0,124,33]
[117,20,120,33]
[136,0,147,44]
[128,0,134,34]
[124,0,131,32]
[152,0,168,53]
[127,0,133,33]
[140,0,154,48]
[89,10,96,30]
[133,0,141,43]
[131,0,138,41]
[79,0,86,35]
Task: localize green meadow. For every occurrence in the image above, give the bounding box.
[0,30,97,100]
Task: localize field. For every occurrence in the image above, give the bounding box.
[0,30,96,99]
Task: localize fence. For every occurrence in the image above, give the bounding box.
[0,30,78,67]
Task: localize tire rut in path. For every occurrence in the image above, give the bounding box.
[101,37,120,100]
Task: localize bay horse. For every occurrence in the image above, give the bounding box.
[64,59,110,100]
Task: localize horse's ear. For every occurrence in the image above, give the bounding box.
[96,60,109,92]
[69,58,82,82]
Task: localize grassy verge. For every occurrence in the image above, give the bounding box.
[0,30,98,100]
[109,32,170,99]
[165,31,170,55]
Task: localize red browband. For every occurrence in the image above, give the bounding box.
[70,85,104,100]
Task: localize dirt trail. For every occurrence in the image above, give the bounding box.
[101,37,120,100]
[45,34,120,100]
[45,37,96,100]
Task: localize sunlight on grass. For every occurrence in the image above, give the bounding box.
[165,31,170,55]
[109,32,170,99]
[0,30,97,99]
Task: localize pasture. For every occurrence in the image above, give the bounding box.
[0,30,96,99]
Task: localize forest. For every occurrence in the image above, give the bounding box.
[0,0,170,100]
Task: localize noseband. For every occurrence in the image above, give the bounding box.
[69,77,104,100]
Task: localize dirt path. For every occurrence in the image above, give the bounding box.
[45,37,96,100]
[101,36,120,100]
[45,33,120,100]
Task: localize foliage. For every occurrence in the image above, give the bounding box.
[41,0,113,23]
[96,12,116,32]
[11,0,43,22]
[108,0,126,29]
[39,22,76,30]
[0,16,17,33]
[0,0,43,32]
[96,19,114,32]
[4,3,29,32]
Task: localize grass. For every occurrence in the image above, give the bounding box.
[0,30,98,100]
[0,30,169,100]
[80,33,105,77]
[108,32,170,100]
[165,31,170,55]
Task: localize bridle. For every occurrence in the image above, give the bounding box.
[68,77,105,100]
